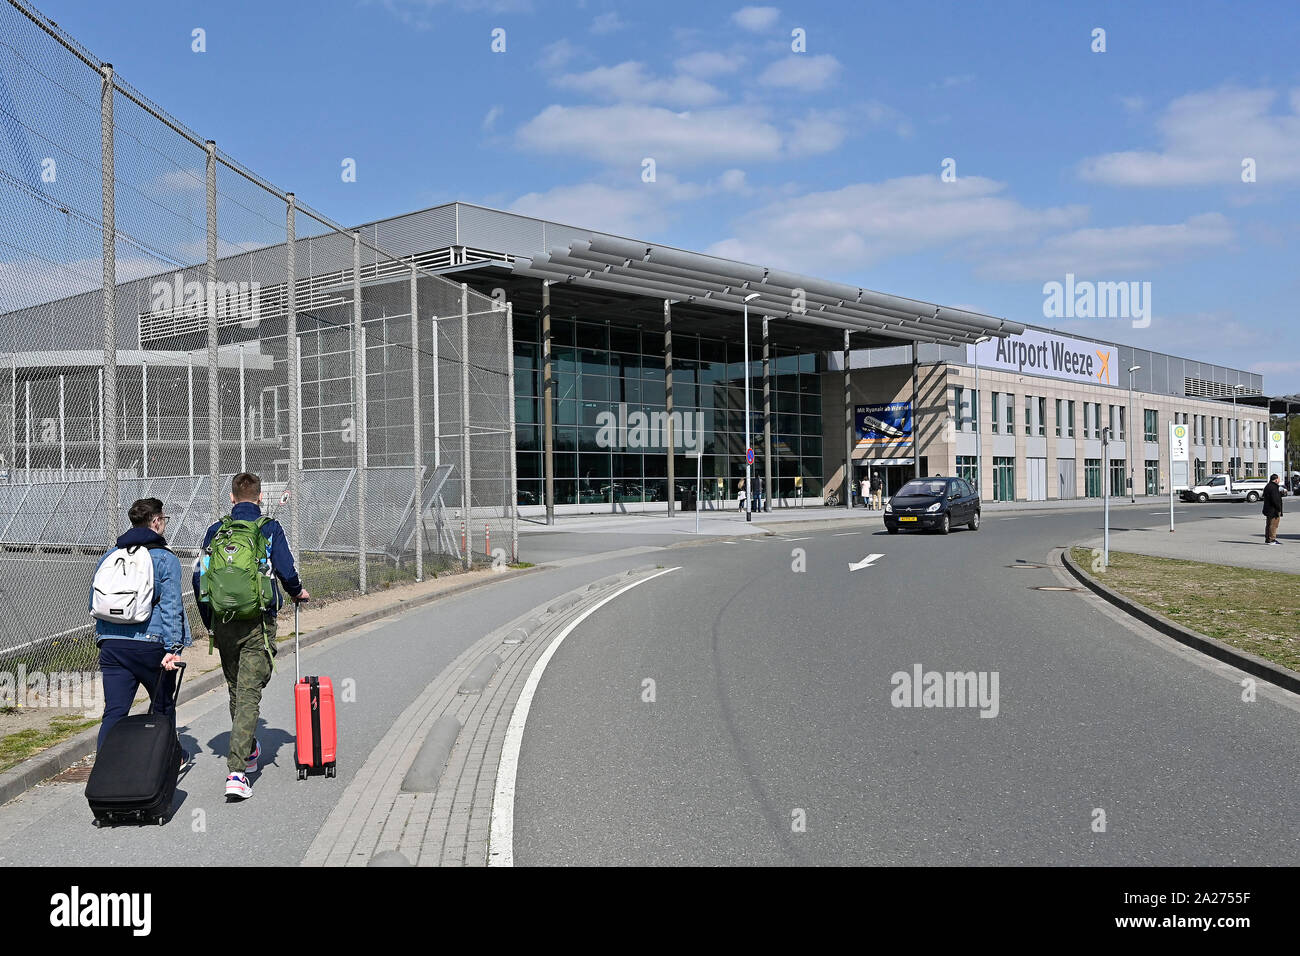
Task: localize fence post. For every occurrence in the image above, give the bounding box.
[410,264,422,582]
[97,367,103,477]
[460,284,471,570]
[141,358,148,479]
[206,139,219,517]
[286,194,300,555]
[505,302,518,564]
[101,63,118,535]
[353,231,367,593]
[237,344,246,472]
[24,380,30,480]
[9,356,15,479]
[59,373,66,480]
[187,353,194,477]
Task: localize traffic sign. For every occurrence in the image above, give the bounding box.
[746,447,754,465]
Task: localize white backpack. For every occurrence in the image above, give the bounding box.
[91,546,157,624]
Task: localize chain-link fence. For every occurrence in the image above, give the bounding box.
[0,0,516,685]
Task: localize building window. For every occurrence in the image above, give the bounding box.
[1025,395,1033,436]
[1085,459,1102,497]
[1145,460,1159,495]
[1037,396,1046,437]
[1067,400,1076,438]
[993,456,1015,501]
[991,391,999,434]
[956,454,979,491]
[1005,393,1014,435]
[1055,399,1062,438]
[1144,409,1158,442]
[1195,458,1206,484]
[1110,458,1126,497]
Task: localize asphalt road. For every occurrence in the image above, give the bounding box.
[512,503,1300,865]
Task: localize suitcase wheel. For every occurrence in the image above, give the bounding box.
[326,764,337,779]
[157,816,166,826]
[297,768,306,781]
[91,818,102,828]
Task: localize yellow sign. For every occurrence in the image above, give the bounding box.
[793,476,803,488]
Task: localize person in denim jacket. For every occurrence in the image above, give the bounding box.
[90,497,191,753]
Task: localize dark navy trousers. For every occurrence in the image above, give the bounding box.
[97,639,176,751]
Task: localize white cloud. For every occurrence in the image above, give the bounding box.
[977,213,1233,281]
[931,74,974,90]
[675,50,745,77]
[758,54,841,92]
[590,11,625,34]
[482,105,504,130]
[732,5,779,31]
[516,104,785,165]
[538,38,578,72]
[1078,86,1300,186]
[372,0,532,28]
[508,176,707,237]
[706,175,1087,273]
[553,62,725,108]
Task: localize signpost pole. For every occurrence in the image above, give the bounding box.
[1102,427,1111,568]
[1169,421,1190,533]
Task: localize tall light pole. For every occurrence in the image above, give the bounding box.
[1127,364,1141,502]
[972,335,991,498]
[742,292,760,522]
[1231,383,1245,476]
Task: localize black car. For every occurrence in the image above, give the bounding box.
[883,476,980,534]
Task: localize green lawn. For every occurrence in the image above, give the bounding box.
[1071,548,1300,672]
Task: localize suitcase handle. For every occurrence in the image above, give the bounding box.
[146,661,185,715]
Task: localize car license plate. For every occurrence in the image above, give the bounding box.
[900,516,918,522]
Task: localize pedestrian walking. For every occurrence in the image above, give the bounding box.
[195,473,309,801]
[860,475,870,509]
[870,472,884,510]
[737,478,746,512]
[1263,472,1284,546]
[89,498,189,763]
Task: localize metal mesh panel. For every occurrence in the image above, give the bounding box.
[0,0,518,676]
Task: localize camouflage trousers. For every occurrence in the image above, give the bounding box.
[212,612,277,774]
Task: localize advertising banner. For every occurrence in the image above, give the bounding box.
[855,402,912,452]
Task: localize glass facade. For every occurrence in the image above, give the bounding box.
[1145,460,1159,495]
[1085,459,1102,497]
[1110,459,1126,497]
[956,455,979,492]
[993,456,1015,501]
[511,313,824,507]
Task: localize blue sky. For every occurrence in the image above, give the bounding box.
[30,0,1300,392]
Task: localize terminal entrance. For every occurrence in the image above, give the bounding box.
[857,459,928,500]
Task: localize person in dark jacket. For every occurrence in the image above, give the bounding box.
[194,472,309,800]
[1263,473,1284,545]
[90,498,190,758]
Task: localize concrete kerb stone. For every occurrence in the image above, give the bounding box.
[301,567,664,867]
[0,564,545,810]
[1060,547,1300,696]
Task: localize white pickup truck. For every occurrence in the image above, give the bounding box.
[1179,474,1268,503]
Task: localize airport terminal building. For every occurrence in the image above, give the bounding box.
[0,202,1284,515]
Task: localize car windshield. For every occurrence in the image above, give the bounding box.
[896,480,949,497]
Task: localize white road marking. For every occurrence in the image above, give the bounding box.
[831,531,861,536]
[786,536,812,541]
[848,553,885,571]
[488,566,679,867]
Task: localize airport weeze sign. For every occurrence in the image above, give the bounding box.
[967,330,1118,387]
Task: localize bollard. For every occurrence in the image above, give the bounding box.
[485,524,490,559]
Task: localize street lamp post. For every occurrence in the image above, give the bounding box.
[972,335,991,498]
[1231,383,1246,476]
[742,293,759,522]
[1127,364,1141,502]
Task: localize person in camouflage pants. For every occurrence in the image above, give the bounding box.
[196,473,308,801]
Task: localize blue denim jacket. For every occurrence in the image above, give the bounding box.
[90,527,192,653]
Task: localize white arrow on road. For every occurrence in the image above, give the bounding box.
[848,553,885,572]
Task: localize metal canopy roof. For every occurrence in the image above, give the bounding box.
[511,237,1024,347]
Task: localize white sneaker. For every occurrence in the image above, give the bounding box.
[225,772,252,800]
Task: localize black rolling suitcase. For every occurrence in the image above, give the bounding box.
[85,662,186,827]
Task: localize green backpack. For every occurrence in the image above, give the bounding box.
[200,516,275,623]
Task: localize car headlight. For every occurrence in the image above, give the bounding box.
[884,501,892,514]
[926,501,942,513]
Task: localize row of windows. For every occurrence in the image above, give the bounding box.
[515,474,826,506]
[516,426,821,458]
[515,374,823,415]
[950,388,1266,444]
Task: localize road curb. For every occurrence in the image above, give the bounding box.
[0,565,545,809]
[1060,548,1300,695]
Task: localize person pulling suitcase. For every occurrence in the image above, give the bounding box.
[195,472,309,802]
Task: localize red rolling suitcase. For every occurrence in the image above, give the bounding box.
[293,603,337,779]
